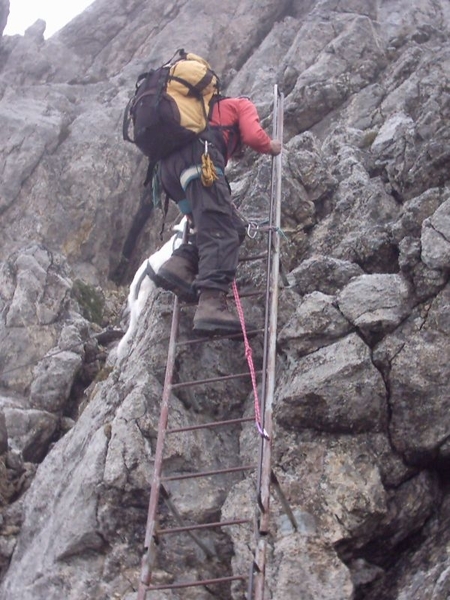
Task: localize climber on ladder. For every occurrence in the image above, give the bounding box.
[135,83,288,600]
[145,55,282,336]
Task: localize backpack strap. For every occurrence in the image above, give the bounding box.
[206,96,240,160]
[158,193,170,240]
[168,74,209,99]
[211,95,240,150]
[122,71,152,143]
[144,160,157,187]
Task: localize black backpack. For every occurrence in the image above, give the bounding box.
[123,50,221,180]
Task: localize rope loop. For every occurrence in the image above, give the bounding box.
[232,280,270,440]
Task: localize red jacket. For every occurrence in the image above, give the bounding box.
[209,97,272,164]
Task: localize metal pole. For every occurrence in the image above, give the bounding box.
[259,85,284,531]
[137,222,190,600]
[253,84,284,600]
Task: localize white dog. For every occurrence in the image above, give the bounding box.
[116,217,188,359]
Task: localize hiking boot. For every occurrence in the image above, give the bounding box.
[157,254,198,303]
[193,289,244,336]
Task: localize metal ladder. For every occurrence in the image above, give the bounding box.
[137,85,292,600]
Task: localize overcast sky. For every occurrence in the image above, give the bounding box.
[4,0,94,37]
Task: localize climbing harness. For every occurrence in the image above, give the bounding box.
[136,85,296,600]
[180,162,223,191]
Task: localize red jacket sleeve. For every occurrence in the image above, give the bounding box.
[235,97,273,154]
[210,97,273,159]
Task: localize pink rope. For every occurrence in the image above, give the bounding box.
[232,280,269,440]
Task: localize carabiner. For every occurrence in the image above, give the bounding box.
[246,222,259,239]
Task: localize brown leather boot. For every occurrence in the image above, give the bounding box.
[156,255,198,303]
[193,289,243,335]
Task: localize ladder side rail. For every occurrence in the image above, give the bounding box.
[252,84,284,600]
[138,296,181,599]
[256,85,284,520]
[252,538,268,600]
[260,86,284,526]
[138,222,191,599]
[255,84,282,487]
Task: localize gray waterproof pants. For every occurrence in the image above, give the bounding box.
[159,139,246,293]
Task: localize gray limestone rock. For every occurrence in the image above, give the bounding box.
[272,536,354,600]
[371,111,417,197]
[3,407,58,462]
[0,0,8,36]
[286,131,338,203]
[278,291,352,356]
[0,411,7,455]
[288,256,364,296]
[389,329,450,464]
[1,245,72,329]
[0,385,116,599]
[363,493,450,600]
[29,350,83,413]
[0,245,75,395]
[1,0,450,599]
[392,187,446,244]
[276,333,387,434]
[337,273,412,336]
[284,11,387,135]
[273,433,390,545]
[421,198,450,270]
[374,284,450,464]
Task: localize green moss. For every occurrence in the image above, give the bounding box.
[94,365,114,383]
[362,130,378,148]
[72,280,105,325]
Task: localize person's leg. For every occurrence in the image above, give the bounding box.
[187,175,240,293]
[157,143,248,335]
[183,172,246,334]
[156,242,199,302]
[155,147,200,301]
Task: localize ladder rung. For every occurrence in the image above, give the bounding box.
[161,464,255,482]
[167,416,254,434]
[239,252,269,262]
[157,518,251,535]
[171,370,262,390]
[176,329,265,346]
[147,574,247,591]
[236,290,265,299]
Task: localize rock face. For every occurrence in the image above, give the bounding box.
[0,1,8,36]
[0,1,450,599]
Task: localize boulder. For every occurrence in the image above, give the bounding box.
[279,291,352,356]
[276,333,387,433]
[421,199,450,270]
[337,273,412,336]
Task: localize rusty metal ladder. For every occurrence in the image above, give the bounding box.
[137,85,293,599]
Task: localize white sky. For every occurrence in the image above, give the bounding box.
[4,0,95,38]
